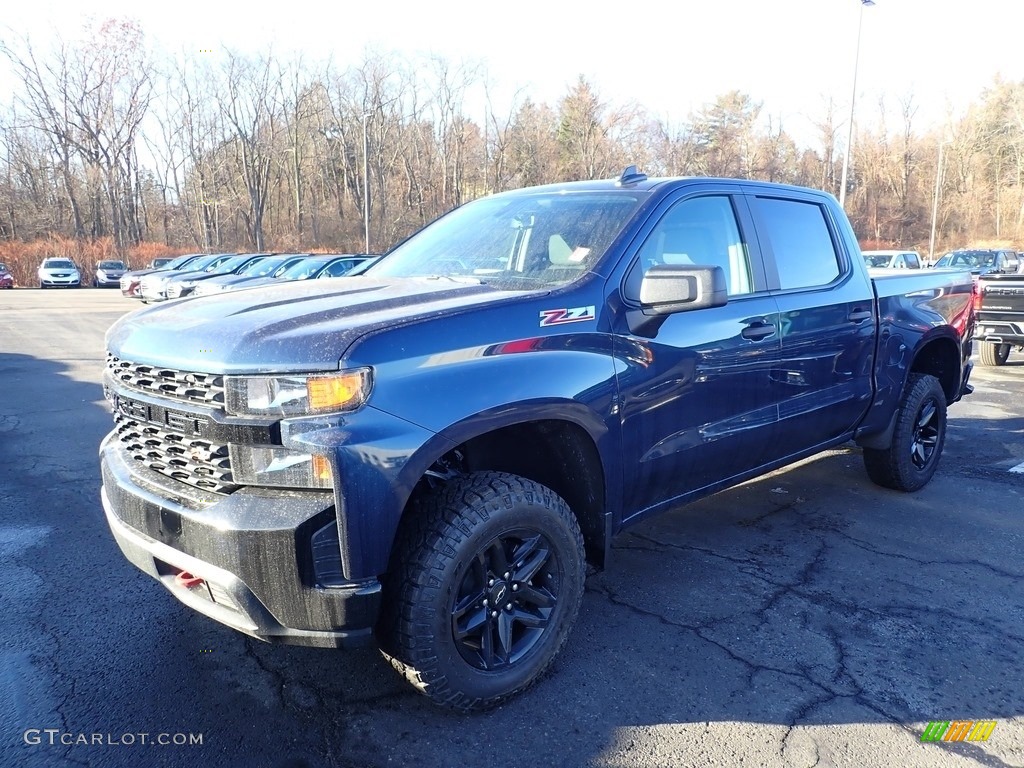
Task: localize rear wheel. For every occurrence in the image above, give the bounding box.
[379,471,586,711]
[863,373,947,492]
[979,342,1010,366]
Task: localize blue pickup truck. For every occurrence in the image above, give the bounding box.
[100,169,975,711]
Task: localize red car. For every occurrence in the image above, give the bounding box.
[0,262,14,289]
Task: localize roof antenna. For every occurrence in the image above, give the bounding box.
[617,165,647,186]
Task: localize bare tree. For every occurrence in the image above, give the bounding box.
[220,50,281,251]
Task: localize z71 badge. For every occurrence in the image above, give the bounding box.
[539,305,596,327]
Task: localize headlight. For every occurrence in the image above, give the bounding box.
[229,445,333,489]
[167,281,193,298]
[224,369,372,416]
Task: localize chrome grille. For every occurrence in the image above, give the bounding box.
[107,354,225,407]
[114,413,236,494]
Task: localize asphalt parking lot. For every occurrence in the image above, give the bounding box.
[2,289,1023,768]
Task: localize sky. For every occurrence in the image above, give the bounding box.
[2,0,1021,149]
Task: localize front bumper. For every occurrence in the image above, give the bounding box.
[100,435,381,648]
[40,277,80,287]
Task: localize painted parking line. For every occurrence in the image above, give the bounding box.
[1011,461,1024,474]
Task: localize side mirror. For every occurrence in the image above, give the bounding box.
[628,264,728,336]
[639,264,728,315]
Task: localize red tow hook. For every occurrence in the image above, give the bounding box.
[175,571,205,589]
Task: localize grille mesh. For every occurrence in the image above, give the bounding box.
[107,354,225,407]
[114,413,236,494]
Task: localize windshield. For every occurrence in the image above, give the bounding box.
[163,254,201,270]
[183,254,228,273]
[277,258,332,280]
[210,254,261,274]
[44,259,76,269]
[937,251,993,269]
[238,255,292,277]
[99,261,125,269]
[365,191,643,288]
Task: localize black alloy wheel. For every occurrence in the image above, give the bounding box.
[451,529,561,671]
[379,471,585,711]
[863,373,947,492]
[909,397,940,470]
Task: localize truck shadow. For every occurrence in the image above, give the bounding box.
[3,350,1019,768]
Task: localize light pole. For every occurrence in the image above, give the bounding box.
[839,0,875,210]
[362,112,371,254]
[928,140,951,264]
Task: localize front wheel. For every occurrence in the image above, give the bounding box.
[863,373,947,492]
[378,471,586,711]
[979,342,1010,366]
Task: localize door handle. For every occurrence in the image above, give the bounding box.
[741,322,776,340]
[848,309,872,322]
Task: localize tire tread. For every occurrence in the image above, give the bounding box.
[379,471,585,712]
[863,373,946,491]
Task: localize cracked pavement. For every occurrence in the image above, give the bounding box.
[1,290,1022,767]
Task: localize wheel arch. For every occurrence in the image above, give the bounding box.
[856,331,962,451]
[909,332,962,403]
[392,409,611,573]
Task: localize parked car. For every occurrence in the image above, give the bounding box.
[139,253,235,302]
[191,253,314,297]
[861,249,924,269]
[38,258,81,288]
[227,253,375,292]
[0,262,13,289]
[101,168,975,711]
[93,260,128,288]
[120,254,207,299]
[164,253,271,299]
[933,249,1020,277]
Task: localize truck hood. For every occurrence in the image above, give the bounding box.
[106,276,545,373]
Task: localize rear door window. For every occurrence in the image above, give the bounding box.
[749,197,842,290]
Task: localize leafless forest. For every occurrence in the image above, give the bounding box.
[1,19,1022,284]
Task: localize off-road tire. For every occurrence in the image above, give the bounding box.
[979,342,1010,366]
[863,373,947,491]
[378,471,586,712]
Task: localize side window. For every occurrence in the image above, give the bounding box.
[624,195,753,301]
[904,253,920,269]
[751,197,841,290]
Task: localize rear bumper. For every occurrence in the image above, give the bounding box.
[100,436,381,648]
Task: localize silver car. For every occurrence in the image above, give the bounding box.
[94,260,127,288]
[38,258,81,288]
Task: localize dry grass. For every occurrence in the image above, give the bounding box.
[0,238,185,287]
